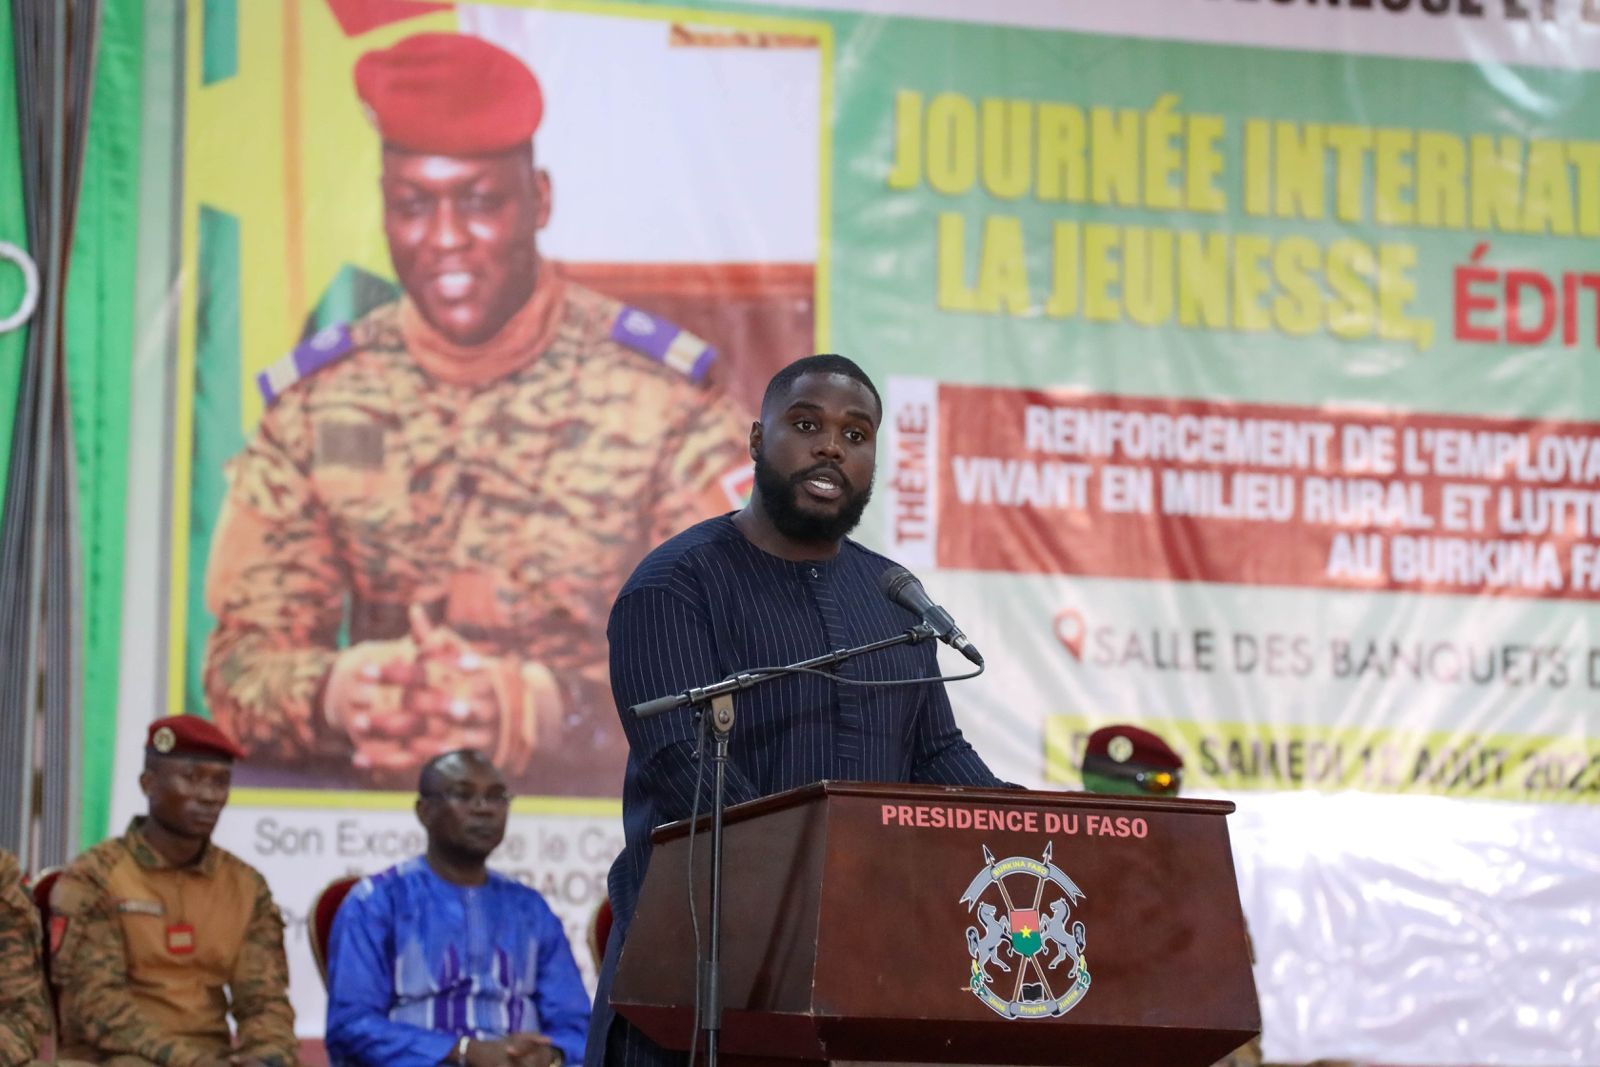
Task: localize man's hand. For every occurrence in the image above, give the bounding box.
[192,1055,273,1067]
[462,1034,559,1067]
[324,634,425,776]
[505,1033,560,1067]
[408,604,502,756]
[323,605,505,781]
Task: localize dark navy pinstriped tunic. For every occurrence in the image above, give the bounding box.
[585,514,1003,1067]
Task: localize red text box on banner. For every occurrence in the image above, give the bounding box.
[886,379,1600,600]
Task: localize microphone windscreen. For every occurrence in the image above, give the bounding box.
[878,565,915,599]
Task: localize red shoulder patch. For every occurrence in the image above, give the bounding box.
[49,914,68,953]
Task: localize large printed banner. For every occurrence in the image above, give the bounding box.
[126,0,829,1037]
[91,0,1600,1062]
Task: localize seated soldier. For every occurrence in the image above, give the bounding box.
[1080,724,1263,1067]
[1,847,49,1067]
[325,750,589,1067]
[50,716,296,1067]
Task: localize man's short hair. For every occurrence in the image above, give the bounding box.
[760,354,882,422]
[418,749,492,796]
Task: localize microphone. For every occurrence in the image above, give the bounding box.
[878,566,984,667]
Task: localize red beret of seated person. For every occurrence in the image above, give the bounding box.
[146,714,249,762]
[1081,724,1183,797]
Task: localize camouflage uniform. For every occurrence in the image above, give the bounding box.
[203,275,750,793]
[49,818,296,1067]
[0,848,48,1067]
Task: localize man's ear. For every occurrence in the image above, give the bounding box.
[748,421,762,463]
[532,167,553,230]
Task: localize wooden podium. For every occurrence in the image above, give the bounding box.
[612,782,1259,1067]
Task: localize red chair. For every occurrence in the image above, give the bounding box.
[586,895,613,971]
[29,867,62,1029]
[310,876,360,987]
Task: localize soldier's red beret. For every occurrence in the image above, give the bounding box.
[354,33,543,156]
[1082,724,1183,796]
[146,715,247,762]
[1085,724,1182,770]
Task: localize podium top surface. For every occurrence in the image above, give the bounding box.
[651,779,1235,844]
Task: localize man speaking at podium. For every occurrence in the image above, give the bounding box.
[586,355,1008,1066]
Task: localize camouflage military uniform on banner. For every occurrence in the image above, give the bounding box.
[204,274,749,794]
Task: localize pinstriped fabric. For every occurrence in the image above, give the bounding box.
[584,515,1003,1067]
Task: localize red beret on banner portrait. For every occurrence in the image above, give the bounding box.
[354,32,544,155]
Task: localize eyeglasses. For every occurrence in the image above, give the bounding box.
[1132,769,1181,795]
[1083,759,1182,797]
[423,788,515,807]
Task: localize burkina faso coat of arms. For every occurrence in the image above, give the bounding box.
[960,841,1091,1020]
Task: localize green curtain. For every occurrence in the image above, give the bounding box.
[63,0,144,847]
[0,1,28,509]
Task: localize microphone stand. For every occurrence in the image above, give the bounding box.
[631,621,939,1066]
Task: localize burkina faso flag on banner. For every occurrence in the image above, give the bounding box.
[1009,908,1042,958]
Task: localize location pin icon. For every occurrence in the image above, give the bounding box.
[1054,609,1086,661]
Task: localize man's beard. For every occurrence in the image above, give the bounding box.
[752,446,873,545]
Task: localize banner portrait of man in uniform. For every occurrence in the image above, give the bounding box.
[179,2,827,796]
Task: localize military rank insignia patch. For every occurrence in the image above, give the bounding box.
[166,922,196,955]
[959,841,1092,1019]
[115,899,166,917]
[610,305,717,383]
[257,323,356,405]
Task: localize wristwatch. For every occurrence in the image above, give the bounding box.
[451,1036,471,1064]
